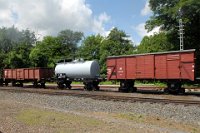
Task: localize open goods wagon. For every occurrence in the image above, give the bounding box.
[107,49,200,94]
[3,68,54,87]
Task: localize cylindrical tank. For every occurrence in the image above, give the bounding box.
[55,60,100,79]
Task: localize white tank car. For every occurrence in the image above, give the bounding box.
[55,60,100,79]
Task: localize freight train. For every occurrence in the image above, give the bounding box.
[0,49,200,94]
[1,60,101,91]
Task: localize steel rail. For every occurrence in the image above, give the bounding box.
[0,87,199,106]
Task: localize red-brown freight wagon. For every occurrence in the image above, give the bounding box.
[3,68,54,87]
[107,49,200,94]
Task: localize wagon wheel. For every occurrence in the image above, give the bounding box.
[166,82,183,94]
[94,86,100,91]
[119,80,135,93]
[33,81,38,88]
[129,87,137,93]
[40,83,46,88]
[5,82,8,86]
[19,82,23,87]
[0,79,3,86]
[65,81,72,89]
[57,82,64,89]
[66,84,72,89]
[167,87,185,94]
[119,87,127,92]
[92,81,100,91]
[84,84,93,91]
[169,89,179,94]
[178,88,185,94]
[167,86,179,94]
[12,81,16,87]
[164,88,169,94]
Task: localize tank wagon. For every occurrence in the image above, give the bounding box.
[107,49,200,94]
[55,60,101,90]
[3,68,54,87]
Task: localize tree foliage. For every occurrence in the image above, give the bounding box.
[137,32,174,53]
[0,26,36,70]
[100,28,135,74]
[29,36,60,67]
[6,43,33,68]
[30,29,84,67]
[77,28,135,75]
[78,34,103,60]
[146,0,200,50]
[58,29,84,59]
[0,26,36,53]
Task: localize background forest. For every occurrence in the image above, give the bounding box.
[0,0,199,75]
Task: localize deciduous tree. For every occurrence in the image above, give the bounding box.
[78,34,103,60]
[146,0,200,50]
[137,32,174,53]
[100,28,135,74]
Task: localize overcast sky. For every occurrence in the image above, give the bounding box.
[0,0,159,44]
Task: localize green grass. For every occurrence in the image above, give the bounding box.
[99,80,166,87]
[16,108,105,132]
[39,80,200,88]
[99,81,119,85]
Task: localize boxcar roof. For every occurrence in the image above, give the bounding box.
[107,49,195,59]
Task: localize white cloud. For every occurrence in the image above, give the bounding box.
[0,0,111,37]
[98,12,110,23]
[133,23,160,37]
[92,12,111,36]
[141,0,152,16]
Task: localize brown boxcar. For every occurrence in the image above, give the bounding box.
[3,68,54,87]
[107,49,200,93]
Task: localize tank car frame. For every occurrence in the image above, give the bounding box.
[55,60,101,91]
[56,74,100,91]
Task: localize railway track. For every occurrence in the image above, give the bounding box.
[0,87,200,106]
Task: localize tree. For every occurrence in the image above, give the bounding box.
[58,29,84,59]
[78,34,103,60]
[29,47,49,67]
[100,28,135,74]
[137,32,174,53]
[20,29,36,45]
[0,26,36,69]
[6,43,33,68]
[146,0,200,50]
[0,26,36,53]
[0,51,6,77]
[30,29,84,67]
[30,36,62,67]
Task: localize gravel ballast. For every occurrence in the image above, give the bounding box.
[0,90,200,126]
